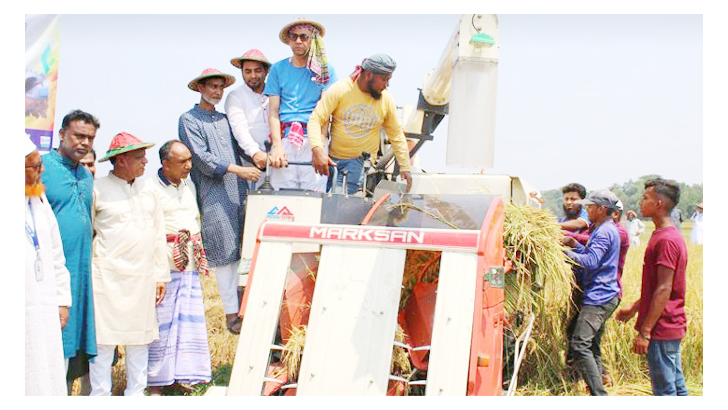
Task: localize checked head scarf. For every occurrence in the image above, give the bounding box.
[290,24,330,86]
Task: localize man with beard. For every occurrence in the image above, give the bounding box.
[179,68,261,334]
[25,136,72,395]
[308,53,412,194]
[225,49,272,190]
[41,109,99,395]
[89,132,169,395]
[265,17,337,192]
[147,140,212,395]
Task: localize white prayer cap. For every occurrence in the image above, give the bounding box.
[25,135,39,156]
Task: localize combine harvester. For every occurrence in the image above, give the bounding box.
[206,14,541,396]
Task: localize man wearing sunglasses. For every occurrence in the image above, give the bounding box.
[264,17,338,192]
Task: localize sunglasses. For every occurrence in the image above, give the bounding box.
[288,33,310,42]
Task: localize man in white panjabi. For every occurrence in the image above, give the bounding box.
[89,132,170,396]
[225,48,272,190]
[25,136,72,396]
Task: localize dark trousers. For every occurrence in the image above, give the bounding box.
[571,296,619,396]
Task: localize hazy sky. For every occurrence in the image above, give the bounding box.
[48,13,702,192]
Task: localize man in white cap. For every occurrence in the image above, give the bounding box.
[89,132,170,396]
[179,68,261,334]
[561,189,621,396]
[265,17,338,192]
[308,53,412,194]
[225,49,273,189]
[626,209,646,247]
[25,136,72,395]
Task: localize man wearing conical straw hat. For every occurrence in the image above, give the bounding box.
[265,17,337,192]
[179,68,261,334]
[88,132,170,396]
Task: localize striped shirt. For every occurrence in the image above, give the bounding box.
[178,104,247,267]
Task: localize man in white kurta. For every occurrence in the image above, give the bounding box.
[90,132,170,396]
[225,49,272,190]
[147,140,212,394]
[25,137,72,396]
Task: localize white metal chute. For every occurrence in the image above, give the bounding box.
[295,245,407,395]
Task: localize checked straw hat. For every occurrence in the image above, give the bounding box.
[231,49,272,69]
[279,17,325,44]
[187,68,236,91]
[98,132,155,162]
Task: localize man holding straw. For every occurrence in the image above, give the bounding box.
[561,189,621,396]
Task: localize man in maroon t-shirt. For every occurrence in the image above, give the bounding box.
[616,178,688,396]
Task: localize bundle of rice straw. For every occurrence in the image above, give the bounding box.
[281,324,411,384]
[502,202,576,388]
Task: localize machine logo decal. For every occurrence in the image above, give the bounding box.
[309,226,425,244]
[266,206,294,222]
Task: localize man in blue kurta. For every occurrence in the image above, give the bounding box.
[179,69,261,334]
[41,109,100,394]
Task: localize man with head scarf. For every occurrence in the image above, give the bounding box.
[89,132,170,396]
[265,17,338,192]
[25,136,72,395]
[40,109,99,394]
[179,68,261,334]
[308,53,412,194]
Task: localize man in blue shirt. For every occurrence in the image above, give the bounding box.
[265,17,337,192]
[41,109,99,394]
[562,189,621,395]
[559,182,591,370]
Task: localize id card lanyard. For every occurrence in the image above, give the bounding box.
[25,199,43,281]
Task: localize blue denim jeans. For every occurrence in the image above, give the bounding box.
[328,156,364,194]
[571,296,619,396]
[647,339,689,396]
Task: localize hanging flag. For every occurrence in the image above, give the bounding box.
[25,14,61,153]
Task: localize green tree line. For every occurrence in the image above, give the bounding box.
[542,175,703,220]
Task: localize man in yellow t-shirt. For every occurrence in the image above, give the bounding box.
[308,54,412,194]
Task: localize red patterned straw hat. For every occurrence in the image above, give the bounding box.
[187,68,236,91]
[98,132,155,162]
[231,49,272,69]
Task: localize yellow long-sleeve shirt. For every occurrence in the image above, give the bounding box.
[307,78,410,172]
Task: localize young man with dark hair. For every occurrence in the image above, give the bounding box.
[561,189,622,396]
[616,178,689,396]
[559,182,589,232]
[41,109,99,394]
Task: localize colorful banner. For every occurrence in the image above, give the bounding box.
[25,14,61,153]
